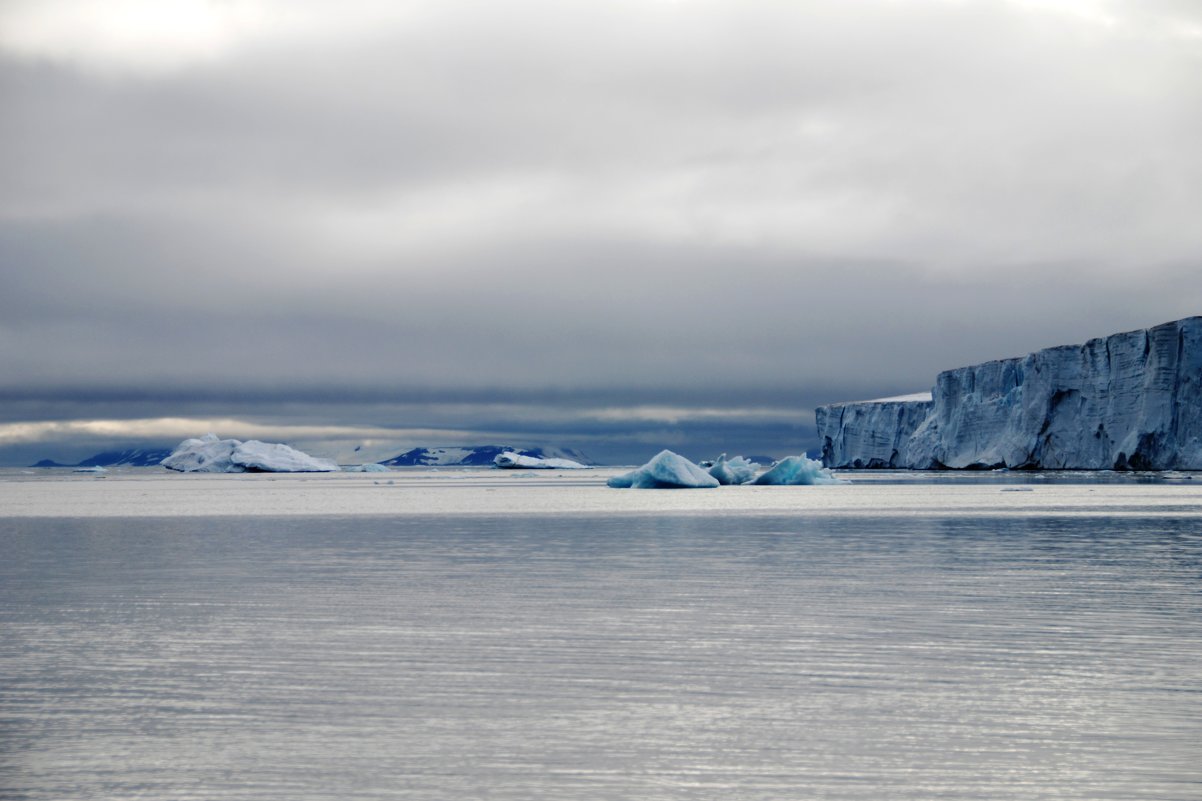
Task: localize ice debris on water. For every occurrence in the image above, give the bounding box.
[346,463,391,473]
[607,450,720,489]
[161,434,340,473]
[609,450,847,489]
[752,455,844,485]
[707,453,759,485]
[494,452,591,469]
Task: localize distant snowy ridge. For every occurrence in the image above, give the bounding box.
[32,448,173,468]
[161,434,340,473]
[381,445,592,467]
[816,317,1202,470]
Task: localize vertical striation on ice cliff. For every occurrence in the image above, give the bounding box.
[816,317,1202,470]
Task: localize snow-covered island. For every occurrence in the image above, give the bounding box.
[816,317,1202,470]
[161,434,340,473]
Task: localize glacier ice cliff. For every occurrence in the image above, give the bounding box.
[816,317,1202,470]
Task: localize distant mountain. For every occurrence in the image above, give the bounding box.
[380,445,593,467]
[79,448,173,467]
[31,448,173,468]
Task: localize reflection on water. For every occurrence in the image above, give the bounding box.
[2,514,1200,800]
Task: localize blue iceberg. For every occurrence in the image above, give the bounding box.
[607,450,720,489]
[752,455,843,485]
[708,454,759,485]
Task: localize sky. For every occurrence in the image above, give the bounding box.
[2,0,1201,465]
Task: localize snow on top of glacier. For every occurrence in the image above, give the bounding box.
[863,392,933,403]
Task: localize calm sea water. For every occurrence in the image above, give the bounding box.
[2,510,1200,800]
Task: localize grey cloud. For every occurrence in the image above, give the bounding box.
[4,213,1195,399]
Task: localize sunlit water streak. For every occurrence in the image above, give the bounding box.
[1,504,1200,799]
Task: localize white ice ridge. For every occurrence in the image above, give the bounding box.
[607,450,720,488]
[494,452,592,469]
[815,316,1202,470]
[161,434,340,473]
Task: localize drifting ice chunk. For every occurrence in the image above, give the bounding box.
[753,455,843,485]
[607,450,720,489]
[161,433,340,473]
[708,454,759,485]
[494,452,591,469]
[345,463,391,473]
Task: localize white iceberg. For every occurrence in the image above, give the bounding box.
[161,433,340,473]
[160,434,242,472]
[233,441,341,473]
[752,455,844,485]
[345,463,391,473]
[494,452,591,469]
[707,454,759,485]
[607,450,720,489]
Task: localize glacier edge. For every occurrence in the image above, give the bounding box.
[815,317,1202,470]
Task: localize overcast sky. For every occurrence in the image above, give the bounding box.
[2,0,1201,464]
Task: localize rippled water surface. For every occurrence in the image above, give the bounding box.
[2,509,1201,799]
